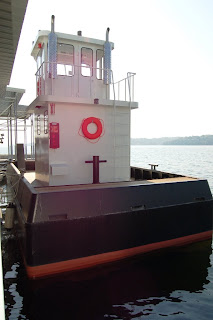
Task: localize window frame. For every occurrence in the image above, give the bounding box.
[57,43,74,77]
[81,47,93,77]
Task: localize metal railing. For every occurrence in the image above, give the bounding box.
[36,62,136,103]
[113,72,136,102]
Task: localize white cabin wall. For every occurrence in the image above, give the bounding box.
[46,102,130,186]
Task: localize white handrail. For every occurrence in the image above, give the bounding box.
[35,62,136,102]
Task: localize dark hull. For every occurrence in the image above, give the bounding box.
[24,202,212,278]
[8,163,213,279]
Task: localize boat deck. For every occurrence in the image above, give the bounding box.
[24,171,198,193]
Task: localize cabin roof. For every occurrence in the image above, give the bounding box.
[31,30,114,57]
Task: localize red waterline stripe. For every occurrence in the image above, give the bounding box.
[26,230,213,279]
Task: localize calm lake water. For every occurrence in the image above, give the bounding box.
[1,145,213,320]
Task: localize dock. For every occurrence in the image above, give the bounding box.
[0,208,5,320]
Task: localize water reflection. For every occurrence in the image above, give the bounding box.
[3,229,212,320]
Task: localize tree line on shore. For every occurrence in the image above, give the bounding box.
[131,135,213,145]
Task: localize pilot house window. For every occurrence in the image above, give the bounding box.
[81,48,93,77]
[96,49,104,80]
[57,43,74,76]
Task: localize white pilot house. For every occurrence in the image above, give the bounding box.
[29,15,137,186]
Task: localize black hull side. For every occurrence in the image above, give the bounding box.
[8,163,213,278]
[24,200,213,267]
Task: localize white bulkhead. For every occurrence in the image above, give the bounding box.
[28,16,138,186]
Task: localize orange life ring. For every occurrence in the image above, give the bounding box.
[82,117,103,140]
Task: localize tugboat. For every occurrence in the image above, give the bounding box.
[7,16,213,279]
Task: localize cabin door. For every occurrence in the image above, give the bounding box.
[76,46,94,98]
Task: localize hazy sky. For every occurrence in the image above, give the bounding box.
[9,0,213,138]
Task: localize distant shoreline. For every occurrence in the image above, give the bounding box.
[1,135,213,160]
[131,135,213,145]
